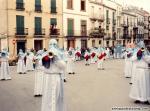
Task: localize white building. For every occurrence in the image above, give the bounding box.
[103,0,117,47]
[63,0,89,49]
[88,0,104,48]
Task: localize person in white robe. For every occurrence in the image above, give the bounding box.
[124,49,133,78]
[84,50,90,65]
[34,50,44,97]
[26,51,34,71]
[105,47,110,59]
[75,47,81,61]
[41,39,66,111]
[97,51,106,70]
[129,48,150,105]
[66,48,75,74]
[90,48,97,64]
[130,48,139,84]
[0,50,11,80]
[17,49,26,74]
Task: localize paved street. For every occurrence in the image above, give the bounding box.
[0,59,149,111]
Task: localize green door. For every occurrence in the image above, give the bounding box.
[16,15,24,34]
[35,17,41,35]
[67,19,74,36]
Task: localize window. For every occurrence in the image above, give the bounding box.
[67,0,73,9]
[92,40,95,47]
[35,17,42,35]
[99,40,101,45]
[50,18,59,35]
[16,0,24,10]
[81,0,86,11]
[50,18,57,25]
[81,20,87,36]
[106,10,109,24]
[67,19,74,36]
[51,0,57,13]
[16,15,24,35]
[35,0,42,12]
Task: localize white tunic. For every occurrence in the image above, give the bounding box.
[17,56,26,74]
[0,57,11,80]
[66,54,74,73]
[41,60,66,111]
[129,55,150,102]
[97,52,105,69]
[34,59,44,95]
[26,54,34,71]
[124,52,133,78]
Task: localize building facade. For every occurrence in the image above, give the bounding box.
[88,0,104,48]
[0,0,63,57]
[103,0,117,47]
[63,0,89,49]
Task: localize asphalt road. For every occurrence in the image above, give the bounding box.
[0,59,149,111]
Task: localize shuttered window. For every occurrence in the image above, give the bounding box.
[51,0,56,13]
[51,18,57,25]
[67,19,74,36]
[35,17,42,34]
[35,0,41,5]
[16,15,24,34]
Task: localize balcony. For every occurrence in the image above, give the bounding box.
[15,28,28,36]
[81,31,87,36]
[35,5,42,12]
[121,23,129,27]
[50,28,60,36]
[34,28,45,36]
[90,13,104,22]
[89,27,105,38]
[113,19,116,25]
[16,2,25,11]
[123,34,130,39]
[51,7,57,14]
[106,18,110,24]
[137,21,144,26]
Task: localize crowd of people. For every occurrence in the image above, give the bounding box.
[0,39,150,111]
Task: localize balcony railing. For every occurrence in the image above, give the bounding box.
[15,28,28,36]
[121,23,129,27]
[89,28,105,38]
[50,28,60,35]
[16,2,25,10]
[90,13,104,22]
[113,19,116,25]
[81,31,87,36]
[106,18,110,24]
[34,28,45,35]
[51,7,57,13]
[35,5,42,12]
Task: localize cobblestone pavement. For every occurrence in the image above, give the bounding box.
[0,59,149,111]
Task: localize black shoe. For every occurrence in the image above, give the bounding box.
[64,79,67,82]
[72,72,75,74]
[68,73,72,74]
[34,95,42,97]
[129,83,132,85]
[143,101,150,105]
[134,100,141,104]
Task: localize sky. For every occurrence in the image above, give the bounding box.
[115,0,150,12]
